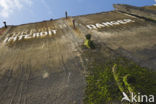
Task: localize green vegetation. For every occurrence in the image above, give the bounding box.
[123,74,135,93]
[84,39,96,49]
[114,58,156,96]
[84,39,91,49]
[83,49,156,104]
[84,34,95,49]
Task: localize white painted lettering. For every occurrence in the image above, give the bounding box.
[18,35,25,40]
[110,21,120,25]
[33,33,40,38]
[102,22,113,27]
[86,25,97,29]
[24,34,32,39]
[117,20,127,24]
[40,31,48,37]
[3,37,9,43]
[52,30,57,34]
[13,36,18,42]
[95,23,105,28]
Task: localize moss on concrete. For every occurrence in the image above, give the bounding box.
[83,46,156,104]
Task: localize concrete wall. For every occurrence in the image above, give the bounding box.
[0,4,156,104]
[0,19,86,104]
[113,4,156,21]
[74,10,156,70]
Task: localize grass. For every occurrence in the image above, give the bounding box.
[83,46,156,104]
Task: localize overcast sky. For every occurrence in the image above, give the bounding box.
[0,0,155,27]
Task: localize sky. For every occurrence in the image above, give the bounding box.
[0,0,156,27]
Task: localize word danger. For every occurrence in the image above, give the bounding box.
[86,19,135,29]
[3,29,57,44]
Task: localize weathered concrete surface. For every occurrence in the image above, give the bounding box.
[0,4,156,104]
[0,19,85,104]
[75,11,156,70]
[114,4,156,21]
[142,5,156,11]
[0,27,6,35]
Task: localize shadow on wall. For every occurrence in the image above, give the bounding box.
[116,44,156,70]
